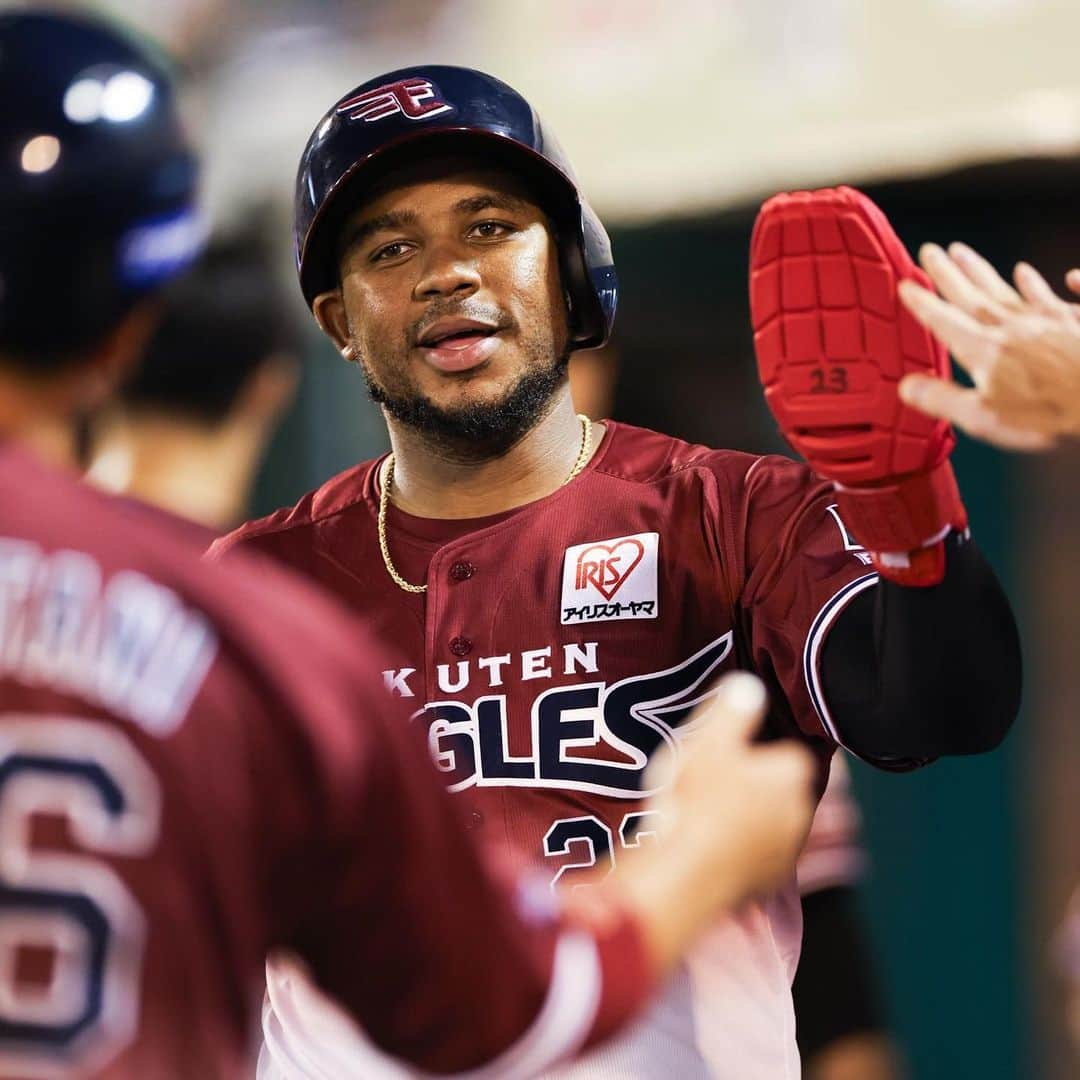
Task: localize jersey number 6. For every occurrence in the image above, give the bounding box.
[0,717,160,1075]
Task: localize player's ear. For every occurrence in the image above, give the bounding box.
[80,299,162,410]
[230,355,300,429]
[312,289,354,360]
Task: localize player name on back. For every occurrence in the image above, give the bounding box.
[0,538,217,735]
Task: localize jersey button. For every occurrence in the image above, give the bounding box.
[449,635,473,657]
[449,561,476,581]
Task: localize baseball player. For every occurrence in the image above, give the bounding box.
[86,229,300,533]
[213,68,1022,1078]
[0,17,821,1077]
[898,241,1080,448]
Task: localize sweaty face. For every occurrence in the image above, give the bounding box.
[321,160,571,454]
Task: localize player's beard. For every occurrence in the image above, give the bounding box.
[356,330,571,461]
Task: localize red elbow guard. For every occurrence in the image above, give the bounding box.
[834,456,968,586]
[750,185,967,585]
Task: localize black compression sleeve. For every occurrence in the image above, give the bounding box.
[793,886,887,1059]
[819,531,1021,767]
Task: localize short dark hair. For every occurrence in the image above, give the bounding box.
[118,227,300,424]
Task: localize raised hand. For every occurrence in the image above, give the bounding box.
[590,673,815,979]
[898,242,1080,450]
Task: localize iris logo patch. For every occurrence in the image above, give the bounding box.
[561,532,659,625]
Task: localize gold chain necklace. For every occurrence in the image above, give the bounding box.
[378,414,593,595]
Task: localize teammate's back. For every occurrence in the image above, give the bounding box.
[0,444,577,1076]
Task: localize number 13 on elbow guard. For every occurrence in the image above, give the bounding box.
[749,186,968,586]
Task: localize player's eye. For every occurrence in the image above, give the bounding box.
[370,240,413,263]
[468,220,514,240]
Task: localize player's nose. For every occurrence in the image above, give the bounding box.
[413,240,481,301]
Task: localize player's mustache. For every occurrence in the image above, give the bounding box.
[409,302,513,347]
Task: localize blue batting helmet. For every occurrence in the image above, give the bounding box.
[294,65,616,349]
[0,11,201,362]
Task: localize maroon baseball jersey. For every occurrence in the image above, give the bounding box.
[0,443,650,1079]
[213,420,878,1078]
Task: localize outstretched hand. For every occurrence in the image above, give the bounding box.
[580,673,815,981]
[897,242,1080,450]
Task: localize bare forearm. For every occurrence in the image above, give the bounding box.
[569,675,815,979]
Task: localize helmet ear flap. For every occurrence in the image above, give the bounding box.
[562,265,592,346]
[556,207,615,348]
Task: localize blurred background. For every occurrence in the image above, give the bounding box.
[22,1,1080,1076]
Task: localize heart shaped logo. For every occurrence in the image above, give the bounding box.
[574,538,645,600]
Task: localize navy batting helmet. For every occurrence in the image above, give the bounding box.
[0,11,201,363]
[294,65,616,349]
